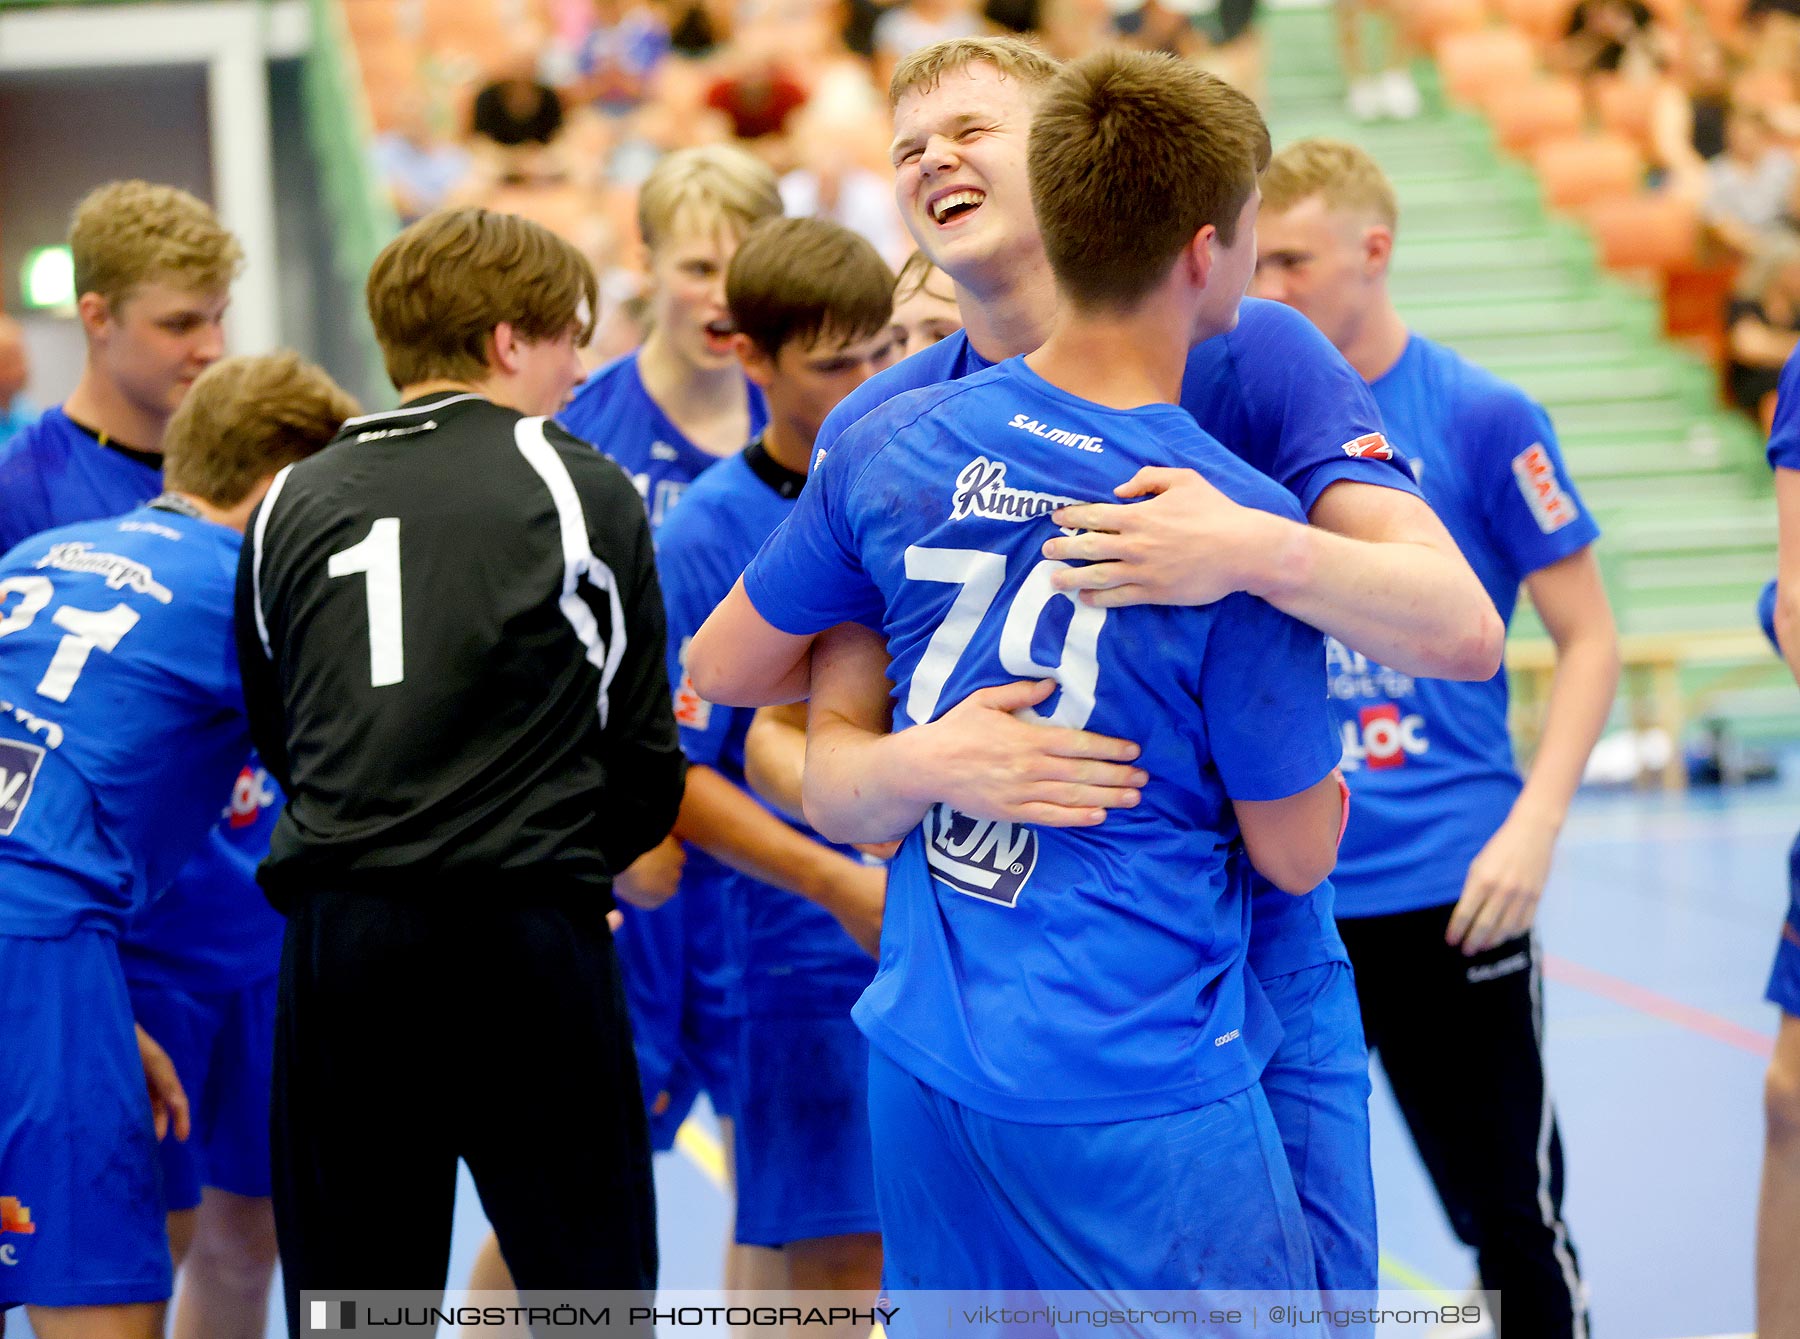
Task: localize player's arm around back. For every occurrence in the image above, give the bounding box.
[574,448,688,872]
[1237,772,1345,895]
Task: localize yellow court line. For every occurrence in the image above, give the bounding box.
[675,1117,728,1190]
[1376,1251,1457,1306]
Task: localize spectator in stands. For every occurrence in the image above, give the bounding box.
[0,316,32,448]
[1729,231,1800,426]
[780,107,907,261]
[1038,0,1112,59]
[568,0,672,116]
[372,92,474,224]
[1336,0,1421,121]
[471,42,567,175]
[1555,0,1662,81]
[1113,0,1208,60]
[704,52,811,152]
[872,0,985,86]
[1705,105,1798,255]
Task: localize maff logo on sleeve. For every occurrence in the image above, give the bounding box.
[1511,443,1579,534]
[922,803,1037,907]
[0,739,45,837]
[672,637,712,730]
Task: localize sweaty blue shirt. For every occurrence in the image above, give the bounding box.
[0,407,285,983]
[0,507,251,938]
[558,350,768,532]
[1330,335,1600,918]
[811,297,1416,980]
[659,447,875,1015]
[743,357,1340,1123]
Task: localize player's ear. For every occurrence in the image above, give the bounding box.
[1363,224,1395,278]
[489,321,523,376]
[734,333,775,388]
[76,292,113,342]
[1184,225,1216,290]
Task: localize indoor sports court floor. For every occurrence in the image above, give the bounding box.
[12,775,1780,1339]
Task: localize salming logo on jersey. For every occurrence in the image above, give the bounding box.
[922,803,1037,907]
[32,543,172,604]
[222,766,277,828]
[950,458,1081,532]
[1512,443,1579,534]
[1340,432,1395,461]
[1007,413,1104,454]
[0,740,44,836]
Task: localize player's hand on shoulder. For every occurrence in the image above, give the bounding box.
[1446,808,1558,955]
[615,834,685,910]
[1043,467,1295,609]
[135,1023,190,1144]
[921,679,1147,828]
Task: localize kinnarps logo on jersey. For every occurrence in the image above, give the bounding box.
[951,458,1082,533]
[33,543,173,604]
[0,739,45,837]
[923,803,1037,907]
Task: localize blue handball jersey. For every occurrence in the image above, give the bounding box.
[810,296,1417,981]
[558,350,769,532]
[0,407,285,986]
[742,357,1341,1123]
[0,506,251,938]
[658,448,876,1014]
[1331,335,1600,918]
[1756,349,1800,649]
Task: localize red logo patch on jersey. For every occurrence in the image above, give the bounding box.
[1341,432,1395,461]
[1511,443,1579,535]
[224,767,276,829]
[0,1198,35,1235]
[1784,922,1800,950]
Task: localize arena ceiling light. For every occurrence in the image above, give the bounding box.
[21,245,74,312]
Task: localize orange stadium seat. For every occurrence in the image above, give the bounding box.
[1494,0,1574,47]
[1487,76,1585,154]
[1593,74,1660,150]
[1435,27,1538,106]
[1586,192,1701,272]
[1534,133,1646,212]
[1410,0,1492,51]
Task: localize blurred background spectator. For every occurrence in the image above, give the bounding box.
[372,91,475,222]
[1729,230,1800,425]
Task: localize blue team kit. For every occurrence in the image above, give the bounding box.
[658,447,881,1245]
[559,350,770,1140]
[1762,350,1800,1017]
[1329,335,1600,920]
[0,505,254,1307]
[743,353,1342,1285]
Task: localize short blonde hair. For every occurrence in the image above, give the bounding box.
[1261,138,1400,231]
[162,353,358,507]
[70,180,243,307]
[366,207,599,389]
[636,145,782,254]
[889,35,1061,108]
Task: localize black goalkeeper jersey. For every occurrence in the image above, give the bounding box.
[236,391,684,903]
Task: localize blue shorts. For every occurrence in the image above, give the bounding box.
[125,973,276,1208]
[867,1048,1312,1299]
[1768,831,1800,1017]
[617,879,740,1150]
[0,932,172,1308]
[734,1011,878,1247]
[1260,960,1377,1295]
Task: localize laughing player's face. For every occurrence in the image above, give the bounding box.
[890,64,1043,292]
[648,224,742,373]
[90,279,230,428]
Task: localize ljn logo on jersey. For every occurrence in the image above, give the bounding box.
[223,766,277,829]
[1341,703,1429,771]
[0,739,45,838]
[1512,443,1579,534]
[923,804,1037,907]
[1340,432,1395,461]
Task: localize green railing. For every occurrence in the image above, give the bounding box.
[299,0,397,402]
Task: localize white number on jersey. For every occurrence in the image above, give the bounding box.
[327,518,405,688]
[902,544,1106,728]
[0,575,142,703]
